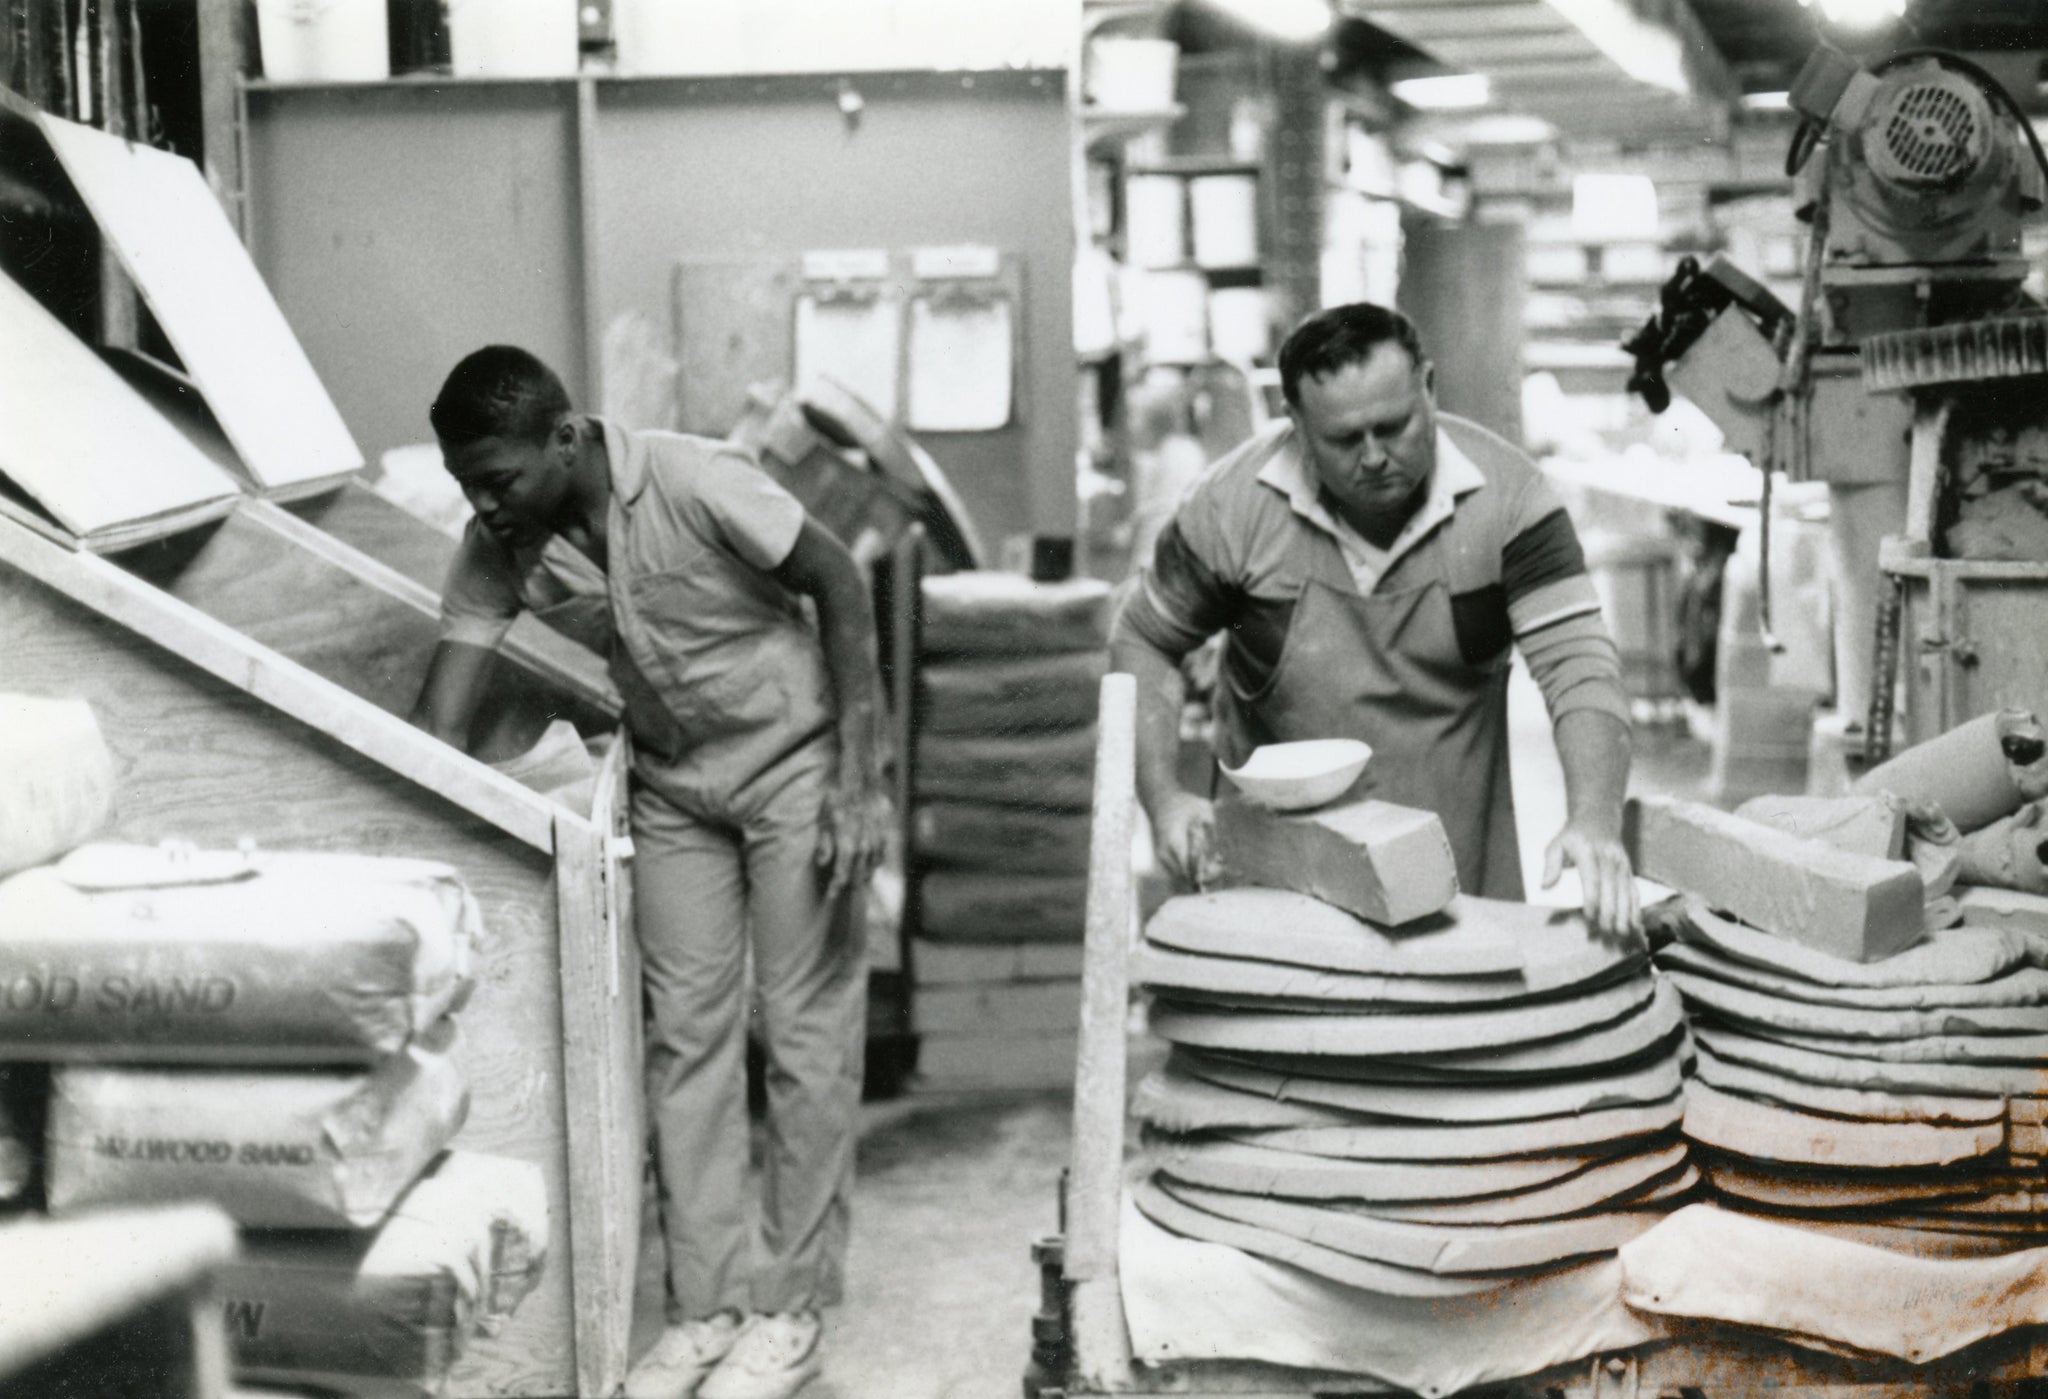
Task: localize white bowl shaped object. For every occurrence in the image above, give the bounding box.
[1221,739,1373,813]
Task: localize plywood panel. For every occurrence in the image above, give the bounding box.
[0,268,239,545]
[594,71,1074,542]
[35,113,361,493]
[242,82,586,480]
[0,571,577,1396]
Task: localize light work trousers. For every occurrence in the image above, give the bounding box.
[630,738,865,1322]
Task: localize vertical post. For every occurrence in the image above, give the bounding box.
[95,0,138,350]
[889,523,923,987]
[196,0,252,234]
[574,74,606,415]
[1066,670,1136,1390]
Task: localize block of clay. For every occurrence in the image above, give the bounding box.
[1958,803,2048,894]
[1216,796,1458,927]
[1362,1158,1697,1227]
[1133,943,1635,1009]
[1230,1096,1683,1163]
[1131,1066,1361,1134]
[1958,886,2048,935]
[1681,1081,2005,1168]
[1626,796,1924,961]
[1736,793,1907,859]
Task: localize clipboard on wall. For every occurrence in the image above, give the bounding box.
[905,245,1020,435]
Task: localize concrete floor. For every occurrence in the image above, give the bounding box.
[631,666,1766,1398]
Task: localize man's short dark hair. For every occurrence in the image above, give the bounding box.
[430,345,573,447]
[1278,303,1427,407]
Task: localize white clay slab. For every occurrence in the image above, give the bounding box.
[1958,887,2048,936]
[1227,1096,1683,1162]
[1667,970,2048,1040]
[1750,1023,2048,1065]
[1694,1025,2048,1097]
[1682,1081,2006,1168]
[1131,1067,1366,1133]
[1148,977,1655,1057]
[1135,942,1583,1007]
[1692,1043,2005,1124]
[1143,890,1631,988]
[1658,939,2048,1010]
[1177,1042,1687,1126]
[1701,1157,2035,1211]
[1363,1156,1697,1226]
[1149,1137,1606,1201]
[1157,1176,1666,1274]
[1129,1175,1507,1297]
[1680,902,2042,988]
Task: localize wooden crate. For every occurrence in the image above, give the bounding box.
[0,508,641,1398]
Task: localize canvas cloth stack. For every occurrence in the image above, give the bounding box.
[911,572,1109,1088]
[1130,794,1696,1297]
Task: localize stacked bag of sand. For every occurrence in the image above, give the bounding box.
[1640,713,2048,1259]
[910,572,1111,1088]
[1131,787,1697,1296]
[0,695,548,1395]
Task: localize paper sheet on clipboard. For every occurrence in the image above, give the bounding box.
[907,295,1013,433]
[794,293,900,421]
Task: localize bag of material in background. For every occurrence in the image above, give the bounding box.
[45,1020,470,1228]
[0,694,115,879]
[0,1064,43,1207]
[0,844,478,1063]
[221,1150,550,1390]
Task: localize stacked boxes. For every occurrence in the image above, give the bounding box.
[910,573,1110,1090]
[1132,797,1696,1292]
[0,843,549,1394]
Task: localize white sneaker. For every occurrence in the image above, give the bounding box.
[700,1311,823,1399]
[625,1311,746,1399]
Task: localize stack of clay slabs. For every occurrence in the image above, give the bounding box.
[1656,893,2048,1257]
[1130,888,1697,1295]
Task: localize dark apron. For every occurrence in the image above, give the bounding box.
[1213,531,1523,900]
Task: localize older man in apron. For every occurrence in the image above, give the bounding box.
[1112,303,1640,938]
[412,347,888,1399]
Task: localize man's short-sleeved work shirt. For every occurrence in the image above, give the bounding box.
[1121,412,1620,718]
[438,418,835,786]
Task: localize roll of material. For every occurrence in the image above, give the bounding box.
[1855,708,2042,834]
[0,695,115,879]
[919,573,1112,657]
[46,1021,470,1228]
[222,1151,550,1389]
[0,845,478,1063]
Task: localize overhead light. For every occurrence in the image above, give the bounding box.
[1203,0,1330,43]
[1798,0,1907,30]
[1543,0,1689,95]
[1741,90,1792,110]
[1390,73,1492,110]
[1432,113,1558,145]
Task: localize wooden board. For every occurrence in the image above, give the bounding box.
[35,112,361,494]
[0,267,239,546]
[0,572,576,1395]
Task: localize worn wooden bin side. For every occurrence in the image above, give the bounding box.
[0,523,640,1398]
[1886,546,2048,748]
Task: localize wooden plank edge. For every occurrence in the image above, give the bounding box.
[237,497,623,715]
[553,812,631,1398]
[0,485,241,556]
[0,514,560,853]
[1068,671,1137,1390]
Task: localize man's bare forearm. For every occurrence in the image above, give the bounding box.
[1109,629,1190,827]
[1554,708,1631,836]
